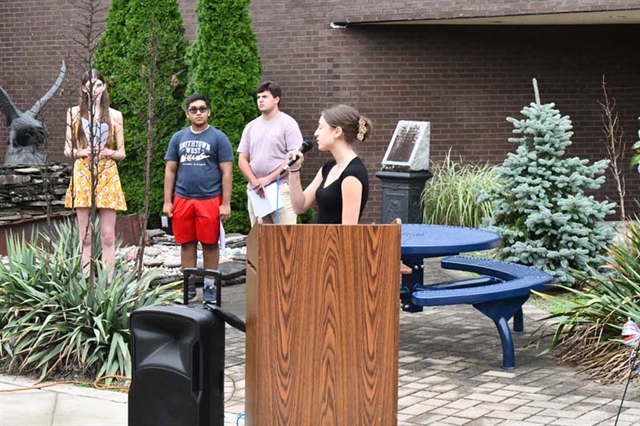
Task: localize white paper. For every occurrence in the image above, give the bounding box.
[247,182,282,218]
[218,221,225,253]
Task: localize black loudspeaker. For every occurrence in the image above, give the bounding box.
[128,305,225,426]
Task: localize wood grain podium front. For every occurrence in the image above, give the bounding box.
[245,224,400,426]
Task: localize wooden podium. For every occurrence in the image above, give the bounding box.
[245,223,401,426]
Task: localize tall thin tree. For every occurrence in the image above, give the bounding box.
[94,0,188,234]
[188,0,262,233]
[598,75,627,220]
[66,0,110,288]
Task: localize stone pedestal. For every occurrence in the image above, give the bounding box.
[375,170,432,224]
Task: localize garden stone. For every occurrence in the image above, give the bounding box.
[143,247,162,257]
[149,273,182,286]
[225,234,246,248]
[146,229,165,238]
[143,256,164,267]
[222,276,246,287]
[119,229,247,287]
[164,256,182,268]
[218,261,246,281]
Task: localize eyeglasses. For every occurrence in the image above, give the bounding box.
[187,107,209,114]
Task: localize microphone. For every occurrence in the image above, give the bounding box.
[280,139,314,175]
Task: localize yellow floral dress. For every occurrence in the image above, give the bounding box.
[65,118,127,211]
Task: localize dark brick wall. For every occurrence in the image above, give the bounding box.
[0,0,197,165]
[248,2,640,223]
[0,0,78,164]
[2,1,639,224]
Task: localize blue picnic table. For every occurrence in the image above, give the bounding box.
[400,224,554,369]
[401,224,501,312]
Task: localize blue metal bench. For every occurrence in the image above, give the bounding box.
[411,256,554,369]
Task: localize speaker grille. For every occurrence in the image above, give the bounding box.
[129,306,225,426]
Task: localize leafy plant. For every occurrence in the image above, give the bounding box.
[420,150,500,227]
[0,219,180,381]
[533,219,640,384]
[631,117,640,170]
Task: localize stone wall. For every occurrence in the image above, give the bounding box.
[0,163,72,224]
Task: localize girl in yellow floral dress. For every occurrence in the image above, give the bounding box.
[64,69,126,280]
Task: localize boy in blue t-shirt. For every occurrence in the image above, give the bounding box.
[163,93,234,302]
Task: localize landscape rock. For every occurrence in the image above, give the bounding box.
[142,256,164,267]
[163,256,182,268]
[121,229,247,287]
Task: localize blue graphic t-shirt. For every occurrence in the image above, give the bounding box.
[164,126,234,199]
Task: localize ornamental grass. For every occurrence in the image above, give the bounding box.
[420,150,500,227]
[534,220,640,385]
[0,219,181,382]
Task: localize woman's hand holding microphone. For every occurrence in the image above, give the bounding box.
[284,139,314,174]
[285,149,305,173]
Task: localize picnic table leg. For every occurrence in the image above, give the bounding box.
[473,295,529,370]
[513,308,524,333]
[496,316,515,370]
[400,255,425,312]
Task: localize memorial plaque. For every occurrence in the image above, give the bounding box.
[381,121,430,171]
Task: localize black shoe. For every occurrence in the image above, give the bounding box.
[187,279,198,302]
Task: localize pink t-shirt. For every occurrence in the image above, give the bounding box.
[238,111,304,181]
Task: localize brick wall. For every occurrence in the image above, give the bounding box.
[0,0,79,164]
[0,0,197,165]
[2,1,640,224]
[248,3,640,223]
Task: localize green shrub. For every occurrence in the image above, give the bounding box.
[0,220,180,381]
[298,208,316,224]
[187,0,262,234]
[420,150,500,227]
[480,82,616,286]
[94,0,189,229]
[631,117,640,169]
[534,220,640,384]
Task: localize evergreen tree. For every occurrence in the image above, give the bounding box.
[631,118,640,169]
[188,0,262,233]
[481,80,616,285]
[94,0,188,229]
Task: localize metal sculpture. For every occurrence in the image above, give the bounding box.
[0,60,66,166]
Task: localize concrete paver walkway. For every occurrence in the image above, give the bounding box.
[1,259,639,425]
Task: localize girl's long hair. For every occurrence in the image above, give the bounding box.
[74,69,113,149]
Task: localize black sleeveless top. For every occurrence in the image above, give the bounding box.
[315,157,369,224]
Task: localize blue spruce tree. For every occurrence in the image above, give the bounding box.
[481,79,616,285]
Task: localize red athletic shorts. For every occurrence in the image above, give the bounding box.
[171,195,221,245]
